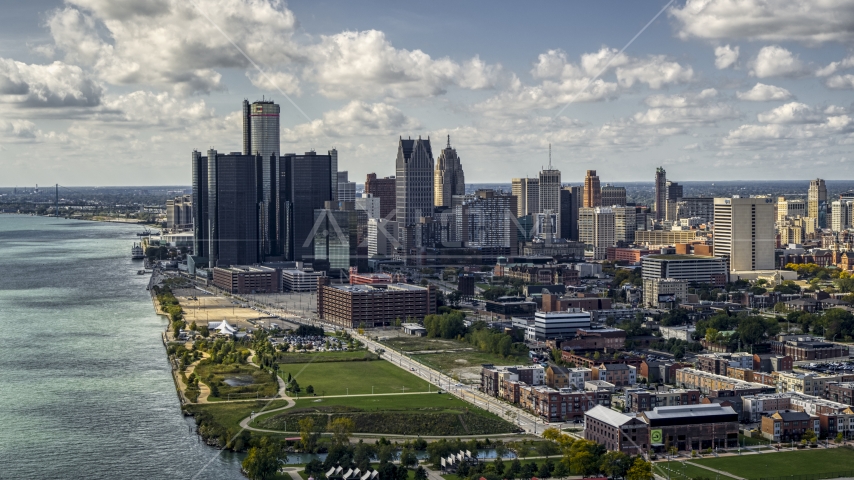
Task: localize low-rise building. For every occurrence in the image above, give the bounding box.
[531,309,591,341]
[675,368,775,396]
[593,363,637,387]
[642,278,689,308]
[481,364,545,396]
[771,335,850,361]
[760,410,820,442]
[641,404,739,452]
[557,327,626,351]
[584,406,649,455]
[825,382,854,405]
[212,265,280,294]
[625,388,701,413]
[777,371,845,396]
[282,268,326,292]
[659,325,697,342]
[316,278,437,328]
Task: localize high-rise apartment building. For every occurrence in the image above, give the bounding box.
[655,167,667,221]
[281,151,334,262]
[395,136,434,249]
[337,171,356,203]
[677,197,714,223]
[808,179,828,229]
[600,184,626,207]
[455,190,515,248]
[583,170,601,207]
[512,177,540,216]
[433,136,465,208]
[365,173,396,220]
[578,207,615,260]
[832,200,853,232]
[613,206,637,244]
[713,197,775,271]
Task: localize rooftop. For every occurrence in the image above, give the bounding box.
[585,405,635,427]
[645,254,719,261]
[644,403,736,420]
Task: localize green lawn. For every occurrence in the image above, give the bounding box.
[275,350,379,364]
[279,359,431,396]
[380,336,530,379]
[194,361,279,400]
[252,392,519,436]
[692,447,854,479]
[185,399,291,430]
[655,460,737,480]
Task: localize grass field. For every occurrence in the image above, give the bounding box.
[655,460,737,480]
[279,359,431,396]
[380,336,529,383]
[254,392,519,436]
[692,447,854,479]
[275,350,379,364]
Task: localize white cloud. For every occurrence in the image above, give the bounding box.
[47,0,302,95]
[736,83,793,101]
[750,46,807,78]
[714,45,739,69]
[305,30,503,99]
[757,102,821,124]
[246,71,301,96]
[670,0,854,44]
[580,47,629,76]
[816,55,854,77]
[826,74,854,89]
[0,119,39,139]
[0,58,103,108]
[644,88,718,108]
[615,56,694,89]
[95,91,215,126]
[282,101,421,140]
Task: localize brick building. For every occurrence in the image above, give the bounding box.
[584,406,649,455]
[771,335,850,361]
[641,404,740,452]
[557,327,626,351]
[316,277,436,328]
[561,351,643,370]
[212,265,280,294]
[760,410,820,442]
[541,292,612,312]
[593,363,637,387]
[625,388,701,413]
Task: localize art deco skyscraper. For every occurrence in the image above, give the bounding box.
[583,170,601,207]
[395,136,434,248]
[434,136,465,208]
[655,167,667,221]
[808,178,828,228]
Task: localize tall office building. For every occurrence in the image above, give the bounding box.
[578,207,615,260]
[665,180,683,222]
[433,136,465,208]
[365,173,396,220]
[559,187,578,240]
[395,136,434,249]
[601,184,627,207]
[539,153,561,227]
[713,197,775,271]
[776,197,806,224]
[655,167,667,221]
[192,150,209,259]
[832,200,853,232]
[368,218,399,257]
[511,177,539,217]
[356,193,381,219]
[329,149,339,202]
[808,178,828,229]
[193,149,261,267]
[337,171,356,203]
[166,194,193,231]
[242,100,281,258]
[313,203,365,274]
[281,151,334,262]
[583,170,601,207]
[677,197,714,223]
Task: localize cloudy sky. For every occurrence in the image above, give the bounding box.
[2,0,854,186]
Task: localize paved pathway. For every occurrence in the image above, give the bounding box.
[684,461,745,480]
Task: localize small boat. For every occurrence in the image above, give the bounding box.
[132,243,145,260]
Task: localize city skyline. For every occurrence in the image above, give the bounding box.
[3,1,854,185]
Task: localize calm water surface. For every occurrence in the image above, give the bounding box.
[0,215,244,479]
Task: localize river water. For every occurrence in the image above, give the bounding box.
[0,215,244,479]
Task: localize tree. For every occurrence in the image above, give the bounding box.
[538,462,552,479]
[414,466,428,480]
[328,417,355,445]
[400,446,418,468]
[299,417,317,451]
[493,457,505,475]
[242,439,279,480]
[599,451,631,479]
[521,462,536,480]
[626,458,653,480]
[553,461,570,480]
[306,385,314,394]
[536,440,560,458]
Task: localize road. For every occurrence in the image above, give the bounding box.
[353,332,550,436]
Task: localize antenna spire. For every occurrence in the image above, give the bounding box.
[447,134,451,149]
[548,143,552,169]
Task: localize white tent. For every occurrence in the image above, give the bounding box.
[215,321,237,336]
